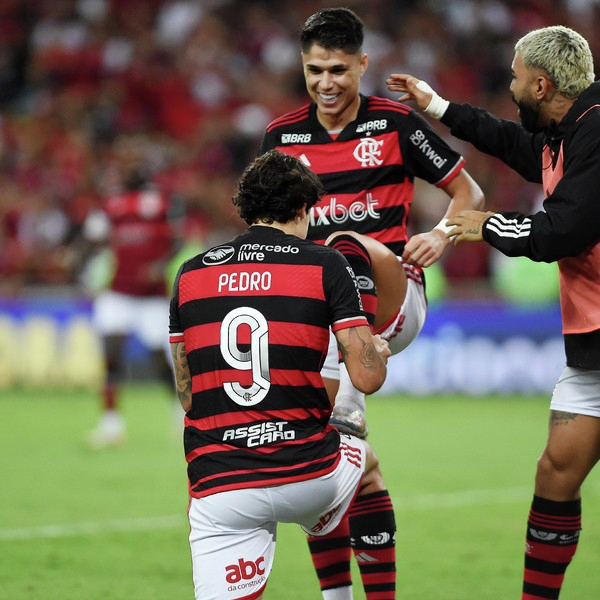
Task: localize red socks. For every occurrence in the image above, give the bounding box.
[522,495,581,599]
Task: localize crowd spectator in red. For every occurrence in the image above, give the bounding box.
[0,0,598,295]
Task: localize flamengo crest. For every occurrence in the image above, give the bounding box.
[353,138,384,167]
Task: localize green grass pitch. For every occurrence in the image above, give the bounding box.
[1,384,599,599]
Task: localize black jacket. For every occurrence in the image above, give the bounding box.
[441,82,600,368]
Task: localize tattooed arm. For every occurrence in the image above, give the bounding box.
[335,325,390,395]
[170,341,192,412]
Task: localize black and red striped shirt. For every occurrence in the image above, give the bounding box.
[259,95,465,255]
[169,226,369,499]
[103,185,177,296]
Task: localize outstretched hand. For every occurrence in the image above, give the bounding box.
[386,74,433,111]
[446,210,496,244]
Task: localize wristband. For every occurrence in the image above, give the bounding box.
[416,80,449,120]
[434,218,455,236]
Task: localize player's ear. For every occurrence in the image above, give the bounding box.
[536,74,552,100]
[359,53,368,76]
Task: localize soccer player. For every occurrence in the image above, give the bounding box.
[387,25,600,600]
[169,149,391,600]
[259,7,484,598]
[83,133,183,448]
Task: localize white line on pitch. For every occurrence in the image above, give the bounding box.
[0,515,186,541]
[1,484,598,541]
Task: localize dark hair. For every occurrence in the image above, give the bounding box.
[233,150,325,225]
[300,7,364,54]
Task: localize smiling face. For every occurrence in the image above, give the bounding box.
[301,43,368,132]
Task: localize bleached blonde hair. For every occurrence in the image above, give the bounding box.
[515,25,595,98]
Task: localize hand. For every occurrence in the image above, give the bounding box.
[446,210,496,243]
[386,73,433,111]
[372,334,391,364]
[401,229,448,267]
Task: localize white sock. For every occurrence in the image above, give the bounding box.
[334,362,366,414]
[322,585,353,600]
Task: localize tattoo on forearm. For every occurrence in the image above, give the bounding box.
[358,341,378,368]
[550,410,578,425]
[341,328,379,369]
[338,341,349,361]
[171,342,192,408]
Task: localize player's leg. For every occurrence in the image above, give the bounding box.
[88,291,131,448]
[325,231,407,437]
[135,295,184,431]
[522,367,600,600]
[304,436,396,600]
[310,233,404,599]
[188,488,275,599]
[88,332,128,448]
[350,448,396,600]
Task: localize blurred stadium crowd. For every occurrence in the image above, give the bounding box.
[0,0,598,294]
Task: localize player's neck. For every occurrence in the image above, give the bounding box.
[251,219,307,239]
[316,97,360,133]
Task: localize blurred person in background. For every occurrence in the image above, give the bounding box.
[81,133,184,449]
[259,7,484,599]
[169,149,390,600]
[388,24,600,600]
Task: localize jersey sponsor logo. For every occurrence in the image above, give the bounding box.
[309,503,343,534]
[225,556,266,584]
[222,421,296,447]
[310,193,380,227]
[353,137,384,167]
[238,243,299,262]
[281,133,312,144]
[409,129,448,168]
[218,271,272,293]
[355,275,375,291]
[203,245,235,265]
[348,266,364,310]
[356,119,388,133]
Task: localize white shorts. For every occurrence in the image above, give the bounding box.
[92,290,169,350]
[549,366,600,418]
[187,435,366,600]
[321,261,427,380]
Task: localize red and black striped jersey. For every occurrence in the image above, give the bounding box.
[102,185,177,297]
[259,95,465,255]
[169,226,369,499]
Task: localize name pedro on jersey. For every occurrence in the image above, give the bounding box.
[217,243,300,292]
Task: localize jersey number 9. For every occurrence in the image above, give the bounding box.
[220,307,271,406]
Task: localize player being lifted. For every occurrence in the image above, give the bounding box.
[259,7,484,599]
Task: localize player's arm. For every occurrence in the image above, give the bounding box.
[403,169,485,267]
[170,341,192,412]
[449,120,600,260]
[334,326,390,395]
[169,265,191,411]
[386,73,542,180]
